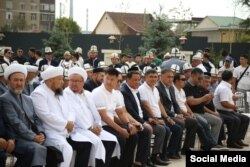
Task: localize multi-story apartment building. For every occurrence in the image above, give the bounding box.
[0,0,55,32]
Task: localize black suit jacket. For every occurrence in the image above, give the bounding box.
[0,109,14,140]
[156,81,182,117]
[38,58,59,71]
[120,83,146,124]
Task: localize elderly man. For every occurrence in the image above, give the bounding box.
[23,65,39,95]
[31,66,74,167]
[0,64,47,166]
[92,68,138,167]
[64,67,119,167]
[38,47,58,71]
[191,54,207,72]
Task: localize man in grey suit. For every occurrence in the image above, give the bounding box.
[0,64,47,167]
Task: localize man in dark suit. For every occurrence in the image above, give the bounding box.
[0,64,47,166]
[84,67,104,92]
[156,69,199,155]
[120,71,156,167]
[38,47,58,71]
[84,45,100,68]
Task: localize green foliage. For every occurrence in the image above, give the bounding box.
[240,0,250,34]
[123,44,132,55]
[139,7,175,57]
[43,29,72,58]
[54,17,81,34]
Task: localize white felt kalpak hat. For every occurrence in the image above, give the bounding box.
[68,66,87,82]
[41,66,63,81]
[4,64,27,80]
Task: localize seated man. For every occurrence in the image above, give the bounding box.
[64,67,120,167]
[213,70,250,148]
[119,71,154,167]
[0,64,47,166]
[156,69,199,155]
[31,66,75,167]
[184,68,223,147]
[92,68,138,167]
[84,67,104,92]
[139,69,181,163]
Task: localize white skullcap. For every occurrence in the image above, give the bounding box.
[192,54,202,61]
[68,67,87,82]
[4,64,27,80]
[24,65,38,73]
[111,53,119,59]
[0,63,8,77]
[164,52,171,58]
[41,66,63,81]
[98,61,108,68]
[75,47,82,54]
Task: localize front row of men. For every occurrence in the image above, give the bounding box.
[0,64,249,167]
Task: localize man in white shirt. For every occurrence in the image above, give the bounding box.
[64,67,120,167]
[31,66,74,167]
[233,55,250,112]
[139,69,177,164]
[214,70,249,148]
[92,68,138,167]
[191,54,207,73]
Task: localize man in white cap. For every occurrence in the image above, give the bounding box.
[139,51,156,71]
[84,45,100,68]
[0,63,47,166]
[0,63,8,94]
[64,67,120,167]
[59,51,72,69]
[191,54,207,72]
[23,65,39,95]
[38,47,58,71]
[31,66,74,167]
[83,63,93,79]
[75,47,84,67]
[109,53,122,68]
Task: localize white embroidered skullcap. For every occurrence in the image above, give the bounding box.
[4,64,27,80]
[24,65,38,73]
[68,66,87,82]
[41,66,63,81]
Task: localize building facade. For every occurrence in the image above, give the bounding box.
[0,0,55,32]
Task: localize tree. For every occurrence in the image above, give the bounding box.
[168,0,193,36]
[54,17,81,34]
[43,29,72,58]
[139,6,175,58]
[239,0,250,33]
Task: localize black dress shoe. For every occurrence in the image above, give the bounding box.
[146,159,156,167]
[159,154,171,162]
[237,140,249,147]
[168,153,181,159]
[227,142,243,149]
[151,156,170,166]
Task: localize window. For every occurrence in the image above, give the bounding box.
[31,13,37,20]
[19,2,25,10]
[6,12,13,20]
[19,13,25,20]
[31,3,37,11]
[50,4,55,12]
[40,3,49,11]
[31,24,37,30]
[6,1,13,9]
[40,14,47,21]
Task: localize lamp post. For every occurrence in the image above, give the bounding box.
[108,35,116,48]
[179,35,187,50]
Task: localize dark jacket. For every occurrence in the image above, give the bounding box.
[120,83,146,124]
[156,81,182,117]
[38,58,59,71]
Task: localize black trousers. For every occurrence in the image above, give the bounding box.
[173,117,198,150]
[0,150,6,167]
[67,137,92,167]
[218,110,250,143]
[135,125,152,164]
[96,141,116,167]
[103,125,138,167]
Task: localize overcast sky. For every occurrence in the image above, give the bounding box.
[56,0,249,31]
